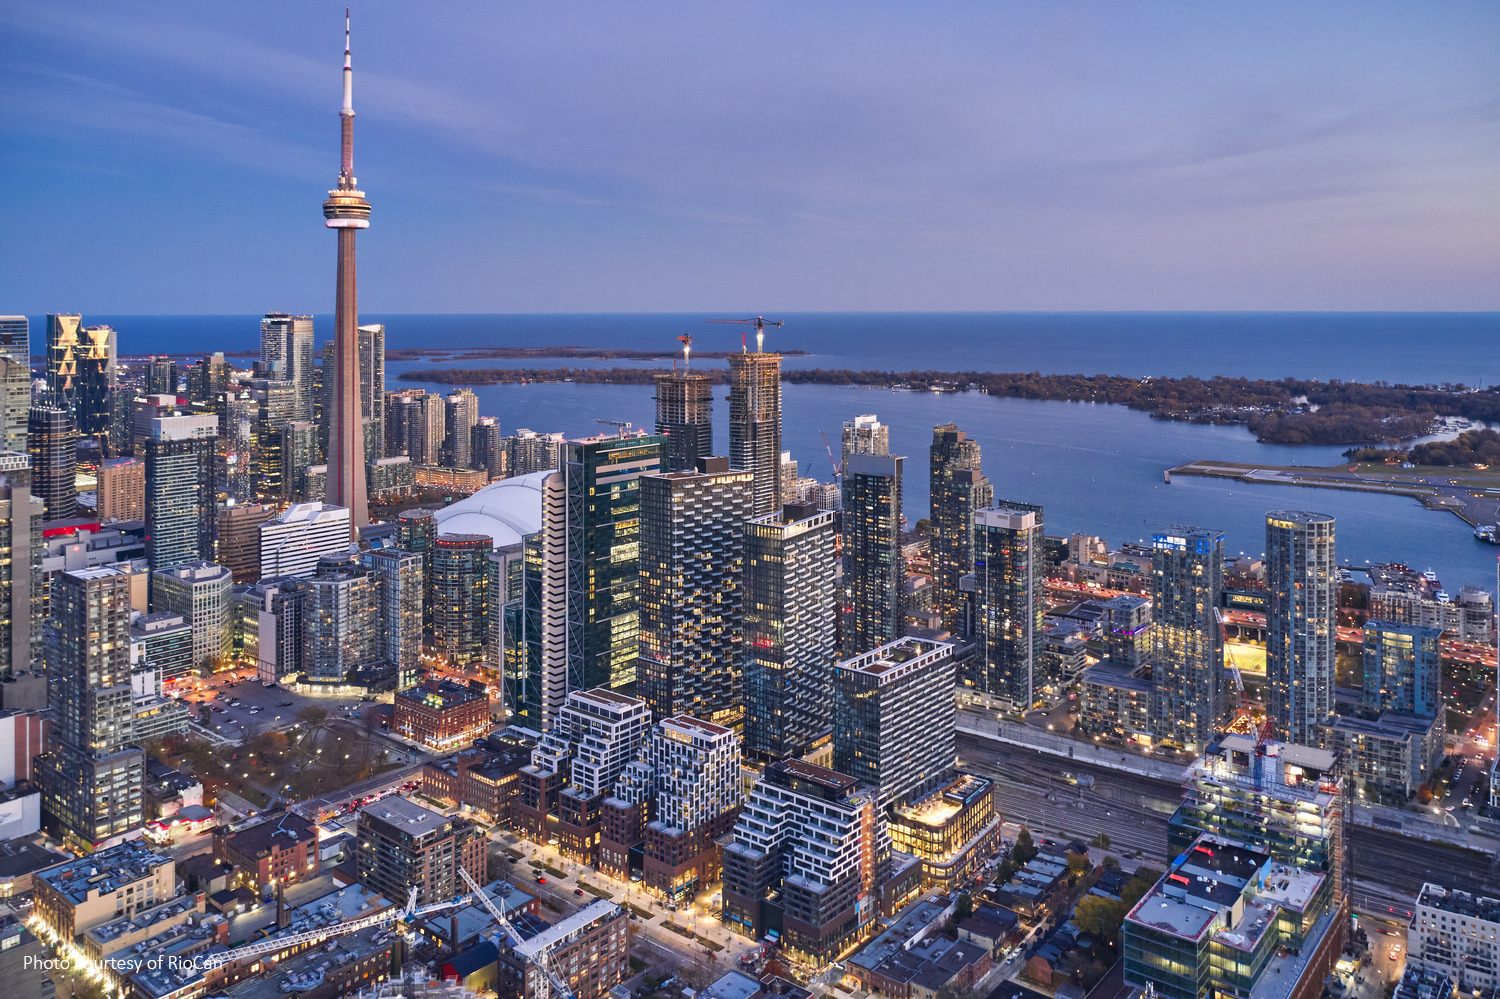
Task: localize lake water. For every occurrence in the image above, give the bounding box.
[42,311,1500,591]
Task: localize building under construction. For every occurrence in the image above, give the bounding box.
[1168,733,1346,906]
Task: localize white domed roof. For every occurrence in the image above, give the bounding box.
[432,470,549,549]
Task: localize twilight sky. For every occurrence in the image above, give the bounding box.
[3,2,1497,313]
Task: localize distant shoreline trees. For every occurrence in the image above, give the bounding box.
[397,366,1500,446]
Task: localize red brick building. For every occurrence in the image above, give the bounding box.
[394,677,491,751]
[420,742,530,825]
[213,811,319,892]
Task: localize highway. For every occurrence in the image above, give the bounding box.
[957,732,1500,911]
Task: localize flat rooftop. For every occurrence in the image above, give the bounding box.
[773,759,859,795]
[37,841,170,902]
[1127,890,1219,942]
[1417,883,1500,923]
[835,636,953,681]
[358,795,450,837]
[1254,862,1325,914]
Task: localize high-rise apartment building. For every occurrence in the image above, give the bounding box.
[1318,619,1445,801]
[142,415,218,570]
[216,501,275,583]
[0,456,45,673]
[546,432,667,704]
[35,566,145,850]
[724,760,891,962]
[841,414,889,470]
[144,355,177,396]
[27,406,77,521]
[654,368,713,472]
[1362,620,1441,717]
[322,17,374,536]
[259,502,352,578]
[0,317,29,455]
[1102,593,1152,670]
[842,453,905,654]
[832,636,956,804]
[432,533,491,666]
[280,420,321,500]
[302,553,376,683]
[367,548,423,673]
[150,562,233,669]
[1150,527,1225,751]
[397,506,438,627]
[929,425,992,633]
[241,576,310,683]
[642,716,744,902]
[1410,885,1500,994]
[96,458,145,522]
[1266,511,1337,745]
[353,796,487,904]
[471,416,506,479]
[728,351,782,516]
[359,323,386,456]
[972,502,1044,706]
[515,688,652,863]
[185,351,229,404]
[637,457,754,727]
[442,389,477,469]
[259,313,315,420]
[743,501,838,762]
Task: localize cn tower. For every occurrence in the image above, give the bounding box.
[322,9,370,536]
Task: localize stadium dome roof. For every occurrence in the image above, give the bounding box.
[432,470,548,549]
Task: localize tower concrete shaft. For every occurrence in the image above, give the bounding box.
[322,10,370,535]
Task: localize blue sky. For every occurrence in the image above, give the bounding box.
[3,2,1497,313]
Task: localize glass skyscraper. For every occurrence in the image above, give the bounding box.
[636,457,755,727]
[27,406,77,521]
[432,533,491,666]
[0,316,30,455]
[654,369,713,472]
[728,352,782,516]
[972,502,1044,707]
[929,425,992,634]
[1266,511,1337,745]
[556,432,667,696]
[1150,526,1226,751]
[841,452,905,654]
[35,566,145,851]
[743,501,838,762]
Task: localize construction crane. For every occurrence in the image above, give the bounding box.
[1213,607,1250,722]
[594,419,632,438]
[708,315,784,354]
[676,333,693,369]
[820,430,841,482]
[458,866,573,999]
[200,884,471,971]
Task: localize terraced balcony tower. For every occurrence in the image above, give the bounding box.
[322,11,371,537]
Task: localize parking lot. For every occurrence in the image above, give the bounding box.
[167,669,387,741]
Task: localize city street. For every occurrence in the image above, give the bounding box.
[487,829,765,974]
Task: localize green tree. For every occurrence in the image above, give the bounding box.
[1073,895,1127,942]
[1101,855,1122,872]
[1093,832,1111,849]
[1122,868,1164,907]
[954,892,974,922]
[1067,854,1091,879]
[1013,828,1038,865]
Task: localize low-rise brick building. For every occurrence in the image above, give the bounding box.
[497,900,630,999]
[213,811,319,893]
[421,741,531,825]
[394,677,492,751]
